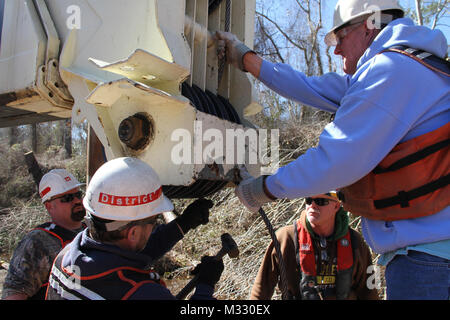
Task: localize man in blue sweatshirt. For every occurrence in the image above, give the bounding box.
[216,0,449,299]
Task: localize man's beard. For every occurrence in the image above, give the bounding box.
[71,204,86,222]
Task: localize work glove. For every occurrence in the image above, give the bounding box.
[215,31,254,72]
[175,198,214,234]
[191,256,224,288]
[234,167,276,213]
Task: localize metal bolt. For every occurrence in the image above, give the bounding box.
[118,118,135,143]
[118,114,153,150]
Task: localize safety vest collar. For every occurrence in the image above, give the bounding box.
[296,217,353,276]
[33,222,81,248]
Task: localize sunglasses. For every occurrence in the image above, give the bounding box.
[305,197,335,206]
[53,191,83,203]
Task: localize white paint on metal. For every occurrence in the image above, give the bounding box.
[86,77,197,186]
[89,49,189,96]
[0,0,46,93]
[1,0,263,185]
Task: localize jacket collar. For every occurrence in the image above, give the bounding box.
[301,207,349,241]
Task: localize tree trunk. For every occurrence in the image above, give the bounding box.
[64,119,72,158]
[87,126,106,184]
[24,151,43,188]
[31,123,38,153]
[9,127,18,146]
[415,0,424,25]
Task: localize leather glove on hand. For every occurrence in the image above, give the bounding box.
[215,31,254,72]
[176,198,214,234]
[235,168,276,213]
[191,256,224,288]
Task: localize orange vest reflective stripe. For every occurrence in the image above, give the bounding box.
[339,122,450,221]
[33,227,72,248]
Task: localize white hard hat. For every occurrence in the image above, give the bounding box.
[83,157,173,225]
[39,169,84,203]
[325,0,404,46]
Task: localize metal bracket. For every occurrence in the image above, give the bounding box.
[33,0,74,108]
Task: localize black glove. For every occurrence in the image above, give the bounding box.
[191,256,224,288]
[176,198,213,233]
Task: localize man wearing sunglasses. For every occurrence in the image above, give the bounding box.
[217,0,449,300]
[250,192,378,300]
[2,169,86,300]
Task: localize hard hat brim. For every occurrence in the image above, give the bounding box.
[324,11,371,46]
[41,182,85,203]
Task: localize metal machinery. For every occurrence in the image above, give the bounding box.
[0,0,265,197]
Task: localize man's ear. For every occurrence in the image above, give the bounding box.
[334,201,341,211]
[44,201,52,211]
[126,225,140,243]
[364,21,380,40]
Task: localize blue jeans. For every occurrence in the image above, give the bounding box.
[385,250,450,300]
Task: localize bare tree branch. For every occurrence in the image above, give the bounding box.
[431,0,449,29]
[415,0,424,25]
[256,16,285,63]
[256,11,308,51]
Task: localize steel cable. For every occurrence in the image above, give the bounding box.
[212,0,291,300]
[162,83,238,198]
[217,0,231,84]
[258,207,291,300]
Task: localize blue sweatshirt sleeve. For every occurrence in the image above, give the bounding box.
[264,52,447,199]
[259,60,349,113]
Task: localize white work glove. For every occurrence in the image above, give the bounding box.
[234,167,276,213]
[215,31,254,72]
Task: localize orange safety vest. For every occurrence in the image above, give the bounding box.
[339,122,450,221]
[295,219,353,299]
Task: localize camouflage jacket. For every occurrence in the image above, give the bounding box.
[1,223,83,299]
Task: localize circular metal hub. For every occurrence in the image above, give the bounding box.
[118,113,154,150]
